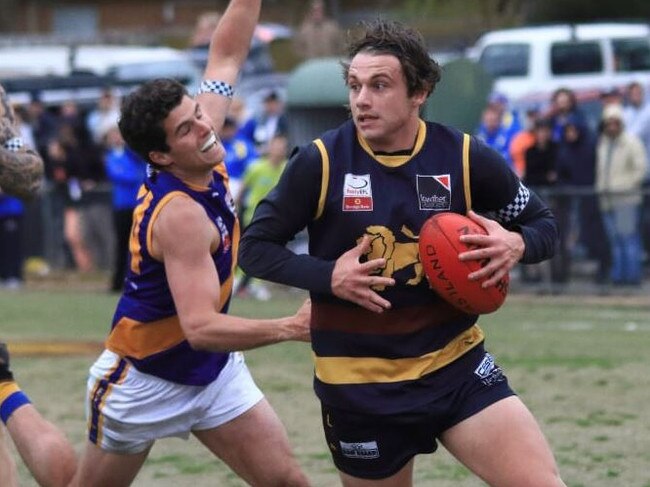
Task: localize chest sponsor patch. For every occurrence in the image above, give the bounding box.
[342,173,373,211]
[417,174,451,211]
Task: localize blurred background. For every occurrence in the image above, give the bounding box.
[1,0,649,297]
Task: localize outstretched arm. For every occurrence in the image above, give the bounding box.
[197,0,261,131]
[154,196,310,352]
[0,86,43,199]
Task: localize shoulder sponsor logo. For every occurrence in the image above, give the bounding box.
[343,174,373,211]
[339,440,380,459]
[416,174,451,211]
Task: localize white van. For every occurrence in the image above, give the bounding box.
[0,44,201,106]
[468,23,650,103]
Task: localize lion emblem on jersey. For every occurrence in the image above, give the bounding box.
[362,225,423,290]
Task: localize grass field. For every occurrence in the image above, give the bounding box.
[1,285,650,487]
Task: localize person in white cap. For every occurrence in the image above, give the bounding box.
[596,103,648,285]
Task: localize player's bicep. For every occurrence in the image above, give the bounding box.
[469,137,543,225]
[155,199,221,329]
[468,137,557,262]
[469,137,524,215]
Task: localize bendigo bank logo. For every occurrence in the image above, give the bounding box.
[417,174,451,211]
[343,173,373,211]
[362,225,423,289]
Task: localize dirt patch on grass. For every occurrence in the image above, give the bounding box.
[7,340,104,357]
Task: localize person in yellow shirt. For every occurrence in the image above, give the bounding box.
[235,134,288,300]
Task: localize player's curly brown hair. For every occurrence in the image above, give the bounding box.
[118,78,186,166]
[342,19,442,98]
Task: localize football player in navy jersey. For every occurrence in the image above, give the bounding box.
[240,19,565,487]
[0,1,310,486]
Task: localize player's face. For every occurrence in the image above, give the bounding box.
[348,53,426,153]
[158,95,226,182]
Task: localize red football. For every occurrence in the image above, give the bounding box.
[419,212,509,314]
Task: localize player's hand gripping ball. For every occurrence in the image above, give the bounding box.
[419,212,509,314]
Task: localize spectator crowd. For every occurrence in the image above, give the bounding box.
[475,82,649,290]
[1,1,648,294]
[1,79,291,300]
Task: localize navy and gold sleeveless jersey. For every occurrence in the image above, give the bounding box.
[106,165,239,386]
[307,119,482,414]
[240,117,557,414]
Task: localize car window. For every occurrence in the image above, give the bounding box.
[478,43,529,77]
[613,38,650,72]
[551,41,602,75]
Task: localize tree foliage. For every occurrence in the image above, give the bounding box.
[528,0,650,23]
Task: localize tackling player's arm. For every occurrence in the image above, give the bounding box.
[0,85,43,199]
[196,0,261,132]
[152,196,310,352]
[458,136,558,287]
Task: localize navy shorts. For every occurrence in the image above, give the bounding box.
[320,351,515,480]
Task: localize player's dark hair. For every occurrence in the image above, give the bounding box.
[342,19,441,97]
[118,78,187,165]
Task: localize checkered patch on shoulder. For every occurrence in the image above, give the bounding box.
[3,137,24,152]
[496,182,530,223]
[197,79,234,98]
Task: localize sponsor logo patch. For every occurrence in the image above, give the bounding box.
[474,353,495,378]
[215,216,231,253]
[416,174,451,211]
[340,440,380,459]
[474,353,504,386]
[343,174,373,211]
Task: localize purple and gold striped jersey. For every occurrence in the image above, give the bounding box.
[106,165,239,385]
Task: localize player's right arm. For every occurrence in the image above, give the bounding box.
[152,196,310,352]
[0,85,44,199]
[239,144,393,312]
[196,0,261,134]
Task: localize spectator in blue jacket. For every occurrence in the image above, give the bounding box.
[103,126,146,292]
[219,116,258,203]
[0,195,25,289]
[475,104,513,167]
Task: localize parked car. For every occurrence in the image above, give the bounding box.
[467,22,650,103]
[0,44,201,107]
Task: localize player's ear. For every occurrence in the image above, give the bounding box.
[149,151,172,168]
[411,89,428,108]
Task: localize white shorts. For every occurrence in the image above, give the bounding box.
[86,349,264,454]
